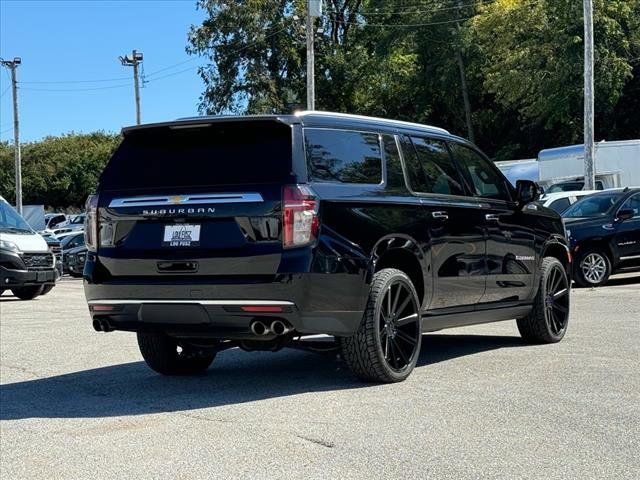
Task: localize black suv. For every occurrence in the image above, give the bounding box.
[84,112,571,383]
[563,188,640,287]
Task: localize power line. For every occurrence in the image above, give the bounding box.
[0,85,10,99]
[19,75,131,85]
[19,82,132,92]
[145,24,291,85]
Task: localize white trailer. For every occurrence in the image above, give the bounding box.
[538,139,640,190]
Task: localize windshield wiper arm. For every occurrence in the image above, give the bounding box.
[0,226,32,233]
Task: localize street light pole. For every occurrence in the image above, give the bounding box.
[306,3,316,110]
[1,57,23,214]
[306,1,322,110]
[583,0,595,190]
[119,50,143,124]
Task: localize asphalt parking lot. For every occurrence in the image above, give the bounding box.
[1,276,639,480]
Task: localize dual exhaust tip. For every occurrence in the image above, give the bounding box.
[250,319,292,336]
[92,318,113,332]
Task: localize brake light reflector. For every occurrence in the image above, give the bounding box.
[240,306,284,313]
[85,194,99,252]
[283,185,319,248]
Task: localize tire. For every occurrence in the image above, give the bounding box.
[137,332,216,375]
[69,270,83,278]
[11,286,44,300]
[517,257,570,343]
[41,285,55,295]
[339,268,422,383]
[574,248,611,288]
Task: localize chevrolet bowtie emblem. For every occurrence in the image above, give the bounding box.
[168,196,186,204]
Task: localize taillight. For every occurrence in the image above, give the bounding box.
[85,194,99,251]
[283,185,319,248]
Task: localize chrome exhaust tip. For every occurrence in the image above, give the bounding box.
[250,320,269,336]
[92,319,102,332]
[270,320,291,336]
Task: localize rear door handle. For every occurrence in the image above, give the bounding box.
[485,214,500,222]
[432,211,449,220]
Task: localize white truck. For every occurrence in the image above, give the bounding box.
[538,139,640,191]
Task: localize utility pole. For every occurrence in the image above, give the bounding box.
[455,0,475,143]
[119,50,143,124]
[1,57,22,214]
[583,0,595,189]
[307,1,322,110]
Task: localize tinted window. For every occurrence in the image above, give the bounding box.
[620,193,640,218]
[408,137,464,196]
[305,129,382,184]
[548,198,571,213]
[382,135,405,189]
[449,143,511,201]
[563,192,625,218]
[100,122,293,190]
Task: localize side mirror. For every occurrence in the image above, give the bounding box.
[616,208,635,222]
[515,179,540,206]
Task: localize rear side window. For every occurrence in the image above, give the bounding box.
[305,129,382,184]
[100,121,293,190]
[405,136,464,196]
[449,143,512,201]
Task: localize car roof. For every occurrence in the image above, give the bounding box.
[542,190,600,201]
[122,111,462,141]
[586,187,640,196]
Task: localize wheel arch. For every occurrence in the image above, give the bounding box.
[541,240,571,275]
[574,238,615,265]
[370,235,429,308]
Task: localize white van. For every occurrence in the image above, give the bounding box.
[0,196,57,299]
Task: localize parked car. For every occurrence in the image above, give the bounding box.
[563,187,640,287]
[536,190,600,214]
[44,213,68,230]
[65,244,88,277]
[0,196,57,299]
[83,112,571,383]
[66,213,86,232]
[59,231,85,273]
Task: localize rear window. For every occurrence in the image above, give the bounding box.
[304,128,382,184]
[100,121,293,190]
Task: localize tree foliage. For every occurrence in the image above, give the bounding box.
[0,132,120,209]
[188,0,640,160]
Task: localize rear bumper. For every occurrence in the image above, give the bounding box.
[84,272,368,337]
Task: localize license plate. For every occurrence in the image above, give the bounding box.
[162,224,201,247]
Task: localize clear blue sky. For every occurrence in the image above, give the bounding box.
[0,0,207,142]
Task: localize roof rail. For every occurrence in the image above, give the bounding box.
[294,110,450,135]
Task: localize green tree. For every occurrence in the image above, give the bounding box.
[0,132,120,209]
[469,0,640,147]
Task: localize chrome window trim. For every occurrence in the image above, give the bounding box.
[109,193,264,208]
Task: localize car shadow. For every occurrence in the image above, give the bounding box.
[0,334,525,420]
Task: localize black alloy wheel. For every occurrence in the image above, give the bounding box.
[340,268,422,383]
[543,262,570,336]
